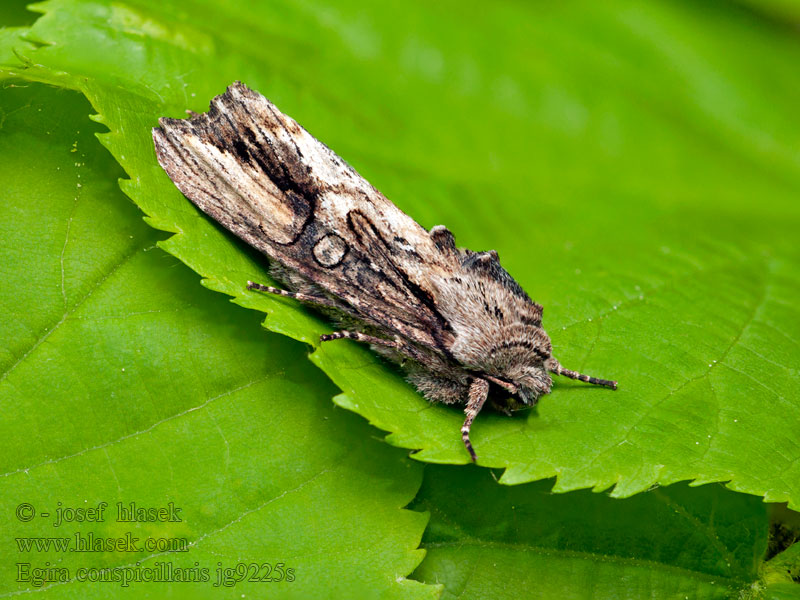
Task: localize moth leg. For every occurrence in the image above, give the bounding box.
[483,375,517,415]
[247,281,340,310]
[462,378,490,462]
[320,330,401,349]
[484,374,518,395]
[320,331,435,367]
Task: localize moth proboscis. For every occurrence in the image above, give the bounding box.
[152,82,617,462]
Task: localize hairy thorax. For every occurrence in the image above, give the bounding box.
[432,261,552,381]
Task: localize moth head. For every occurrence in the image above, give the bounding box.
[480,328,555,405]
[484,335,618,405]
[487,365,553,406]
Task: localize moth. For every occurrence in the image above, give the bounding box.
[152,82,617,462]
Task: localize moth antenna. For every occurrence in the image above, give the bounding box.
[548,359,617,390]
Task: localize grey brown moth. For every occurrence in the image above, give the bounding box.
[152,82,617,462]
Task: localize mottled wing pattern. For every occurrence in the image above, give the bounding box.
[152,82,456,353]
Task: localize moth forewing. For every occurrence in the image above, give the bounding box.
[153,81,617,462]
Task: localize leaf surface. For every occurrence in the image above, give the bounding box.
[2,0,799,505]
[0,82,434,599]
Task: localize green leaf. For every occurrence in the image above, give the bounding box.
[764,524,800,592]
[0,82,435,599]
[411,465,770,599]
[735,0,800,24]
[0,1,37,27]
[2,0,799,507]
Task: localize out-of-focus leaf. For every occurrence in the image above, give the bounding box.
[0,0,37,26]
[734,0,800,24]
[411,465,769,599]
